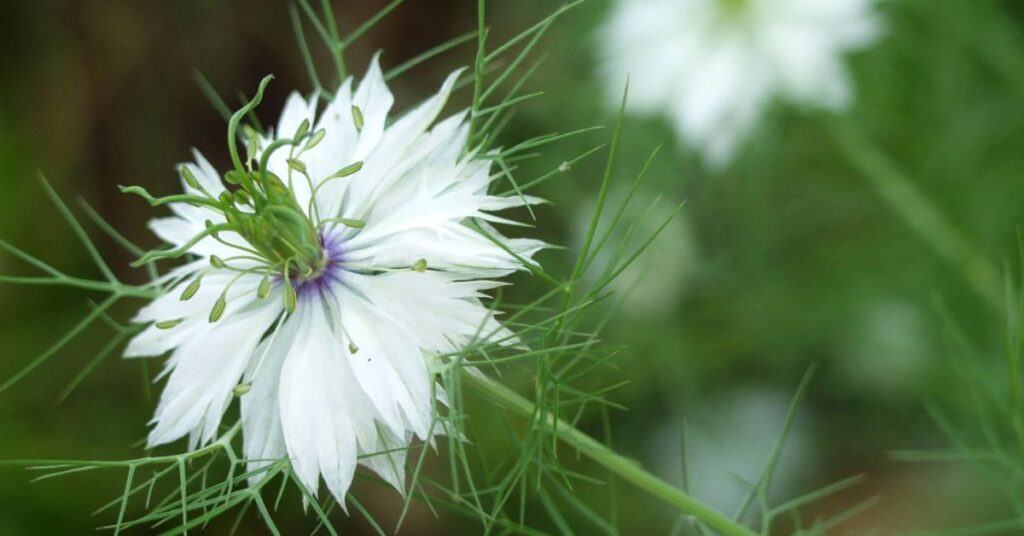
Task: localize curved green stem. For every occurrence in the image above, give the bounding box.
[464,373,757,536]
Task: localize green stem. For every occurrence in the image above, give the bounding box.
[2,422,243,469]
[0,276,159,299]
[833,123,1002,311]
[464,373,757,536]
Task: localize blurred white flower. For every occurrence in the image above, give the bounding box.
[124,58,543,506]
[840,299,931,397]
[598,0,881,168]
[651,388,817,516]
[573,187,696,319]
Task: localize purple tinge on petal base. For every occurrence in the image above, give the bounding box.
[292,230,345,300]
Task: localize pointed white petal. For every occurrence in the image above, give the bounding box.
[277,300,380,505]
[147,300,280,447]
[241,314,300,484]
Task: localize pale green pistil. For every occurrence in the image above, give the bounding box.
[232,198,325,279]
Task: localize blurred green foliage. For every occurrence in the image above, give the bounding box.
[1,0,1023,533]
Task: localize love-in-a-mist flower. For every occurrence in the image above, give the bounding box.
[123,57,543,505]
[598,0,881,168]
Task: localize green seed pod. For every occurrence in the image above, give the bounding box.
[155,319,183,330]
[180,277,202,301]
[352,105,364,130]
[209,294,227,323]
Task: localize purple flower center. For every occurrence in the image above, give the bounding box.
[291,230,344,300]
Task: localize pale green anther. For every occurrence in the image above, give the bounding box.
[412,258,428,272]
[717,0,749,15]
[284,284,297,313]
[210,255,226,269]
[242,125,260,141]
[224,170,245,185]
[331,161,363,178]
[234,190,251,206]
[294,118,311,141]
[287,158,307,174]
[304,129,327,151]
[348,342,359,354]
[180,277,202,301]
[218,191,234,205]
[243,126,261,162]
[155,319,183,330]
[205,219,219,238]
[258,275,271,299]
[232,383,251,396]
[338,218,365,228]
[352,105,364,130]
[181,166,200,190]
[209,294,227,323]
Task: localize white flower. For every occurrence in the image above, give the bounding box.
[123,57,543,505]
[598,0,881,168]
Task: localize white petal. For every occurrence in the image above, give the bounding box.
[351,53,394,161]
[333,286,432,438]
[277,300,379,505]
[147,300,281,447]
[241,312,299,484]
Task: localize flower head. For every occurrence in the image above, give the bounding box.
[598,0,881,168]
[124,57,543,504]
